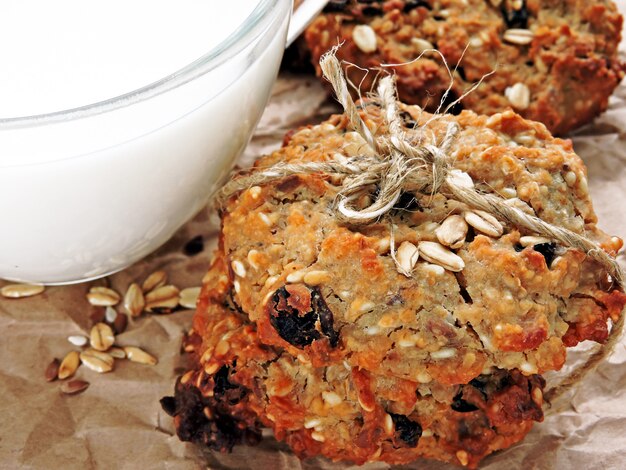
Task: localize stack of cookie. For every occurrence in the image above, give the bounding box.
[162,97,626,467]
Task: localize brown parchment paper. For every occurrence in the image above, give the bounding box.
[2,16,626,470]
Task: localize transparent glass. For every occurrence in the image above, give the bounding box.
[0,0,291,283]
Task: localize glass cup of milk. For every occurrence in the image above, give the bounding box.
[0,0,293,283]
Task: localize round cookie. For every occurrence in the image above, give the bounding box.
[162,104,626,467]
[302,0,625,135]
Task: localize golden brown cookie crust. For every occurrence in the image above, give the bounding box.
[303,0,625,135]
[163,105,626,468]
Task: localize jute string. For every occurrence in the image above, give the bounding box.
[216,49,625,409]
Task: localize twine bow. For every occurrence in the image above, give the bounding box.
[218,49,623,289]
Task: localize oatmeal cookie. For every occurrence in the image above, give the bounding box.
[302,0,625,135]
[162,104,626,468]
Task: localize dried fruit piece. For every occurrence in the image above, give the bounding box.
[268,285,339,348]
[80,349,114,373]
[183,235,204,256]
[90,322,115,352]
[113,312,128,334]
[1,283,45,298]
[124,346,158,365]
[60,380,90,395]
[142,270,167,293]
[124,283,145,317]
[58,351,80,379]
[45,358,60,382]
[390,413,422,447]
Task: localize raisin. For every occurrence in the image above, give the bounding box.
[451,391,479,412]
[501,0,528,29]
[394,191,421,211]
[183,235,204,256]
[160,396,177,416]
[533,242,556,266]
[269,286,339,348]
[404,0,431,12]
[362,6,383,15]
[269,287,321,347]
[164,379,260,453]
[311,289,340,347]
[441,90,464,116]
[213,366,238,397]
[390,413,422,447]
[324,0,349,12]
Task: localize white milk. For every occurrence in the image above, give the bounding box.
[0,0,290,283]
[0,0,259,118]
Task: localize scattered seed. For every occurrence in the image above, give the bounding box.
[87,287,121,306]
[231,260,246,278]
[435,215,468,249]
[411,37,433,53]
[532,387,543,405]
[45,358,60,382]
[418,241,465,272]
[463,210,504,237]
[505,82,530,110]
[519,235,551,247]
[80,349,114,373]
[430,348,456,359]
[564,171,577,186]
[113,312,128,334]
[446,169,474,189]
[304,418,322,429]
[58,351,80,379]
[179,287,201,309]
[145,285,180,311]
[1,283,45,299]
[123,283,145,317]
[503,28,534,45]
[67,335,88,347]
[456,450,469,466]
[303,270,331,286]
[503,197,534,215]
[104,306,118,323]
[90,322,115,352]
[108,347,126,359]
[286,270,305,283]
[322,391,342,407]
[352,24,377,53]
[311,431,326,442]
[214,340,230,357]
[142,270,167,293]
[124,346,158,365]
[60,380,90,395]
[396,241,419,274]
[520,361,538,374]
